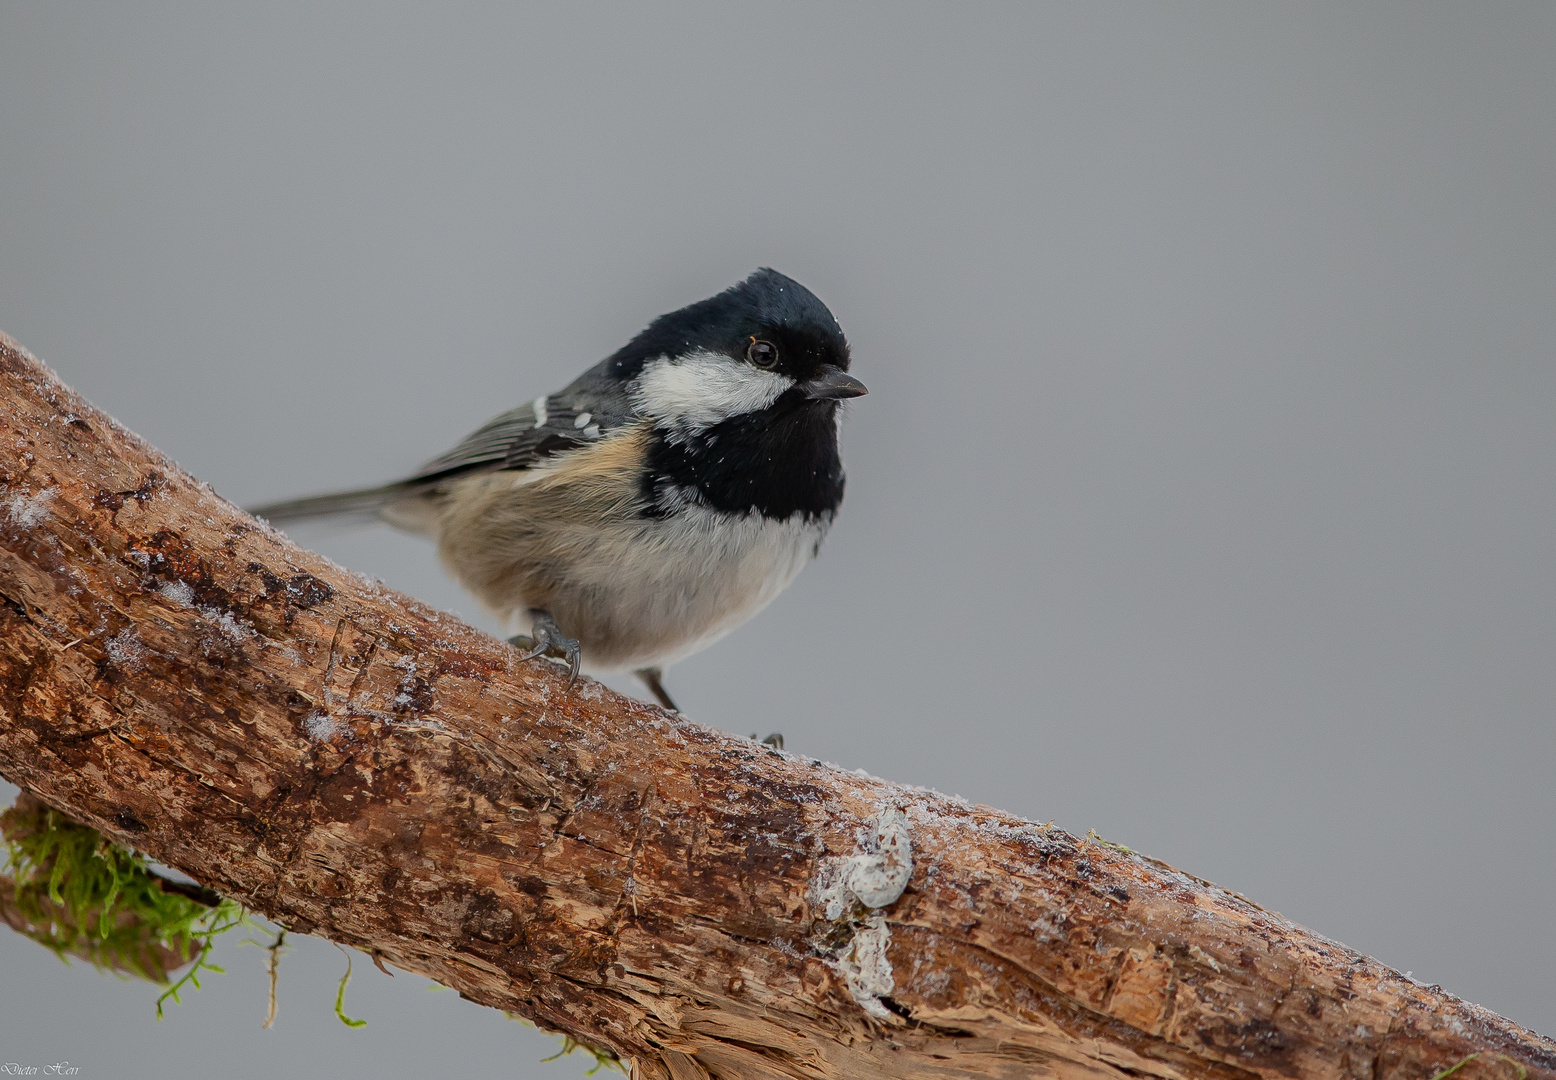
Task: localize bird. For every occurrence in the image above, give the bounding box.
[249,268,865,713]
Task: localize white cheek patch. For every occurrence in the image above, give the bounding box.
[630,350,794,436]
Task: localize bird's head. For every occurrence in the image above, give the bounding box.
[617,268,864,440]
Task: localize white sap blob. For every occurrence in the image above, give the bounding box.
[810,806,914,1020]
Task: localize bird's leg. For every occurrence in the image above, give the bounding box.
[635,667,678,712]
[509,609,581,688]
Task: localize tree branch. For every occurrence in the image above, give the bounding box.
[0,330,1550,1080]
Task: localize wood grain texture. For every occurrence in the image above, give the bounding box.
[0,331,1550,1080]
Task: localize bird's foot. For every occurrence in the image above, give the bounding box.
[509,610,580,688]
[635,667,679,712]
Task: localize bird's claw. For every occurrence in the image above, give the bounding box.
[509,611,581,688]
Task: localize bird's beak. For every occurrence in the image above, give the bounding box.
[801,366,868,400]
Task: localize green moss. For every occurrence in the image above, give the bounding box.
[0,795,244,1013]
[1085,828,1134,855]
[1430,1054,1529,1080]
[507,1012,624,1074]
[3,796,619,1062]
[540,1037,624,1076]
[333,944,368,1028]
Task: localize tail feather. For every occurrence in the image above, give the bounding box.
[247,483,411,527]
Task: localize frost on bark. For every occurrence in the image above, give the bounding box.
[0,330,1551,1080]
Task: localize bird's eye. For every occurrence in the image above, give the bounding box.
[747,338,779,368]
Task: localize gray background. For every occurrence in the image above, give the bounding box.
[1,3,1552,1075]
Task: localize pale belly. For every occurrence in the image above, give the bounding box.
[542,505,830,672]
[427,468,831,671]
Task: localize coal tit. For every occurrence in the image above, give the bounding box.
[250,269,865,711]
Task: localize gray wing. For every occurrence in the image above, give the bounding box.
[249,364,636,527]
[410,370,636,483]
[409,398,548,479]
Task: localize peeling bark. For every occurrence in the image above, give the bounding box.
[0,330,1550,1080]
